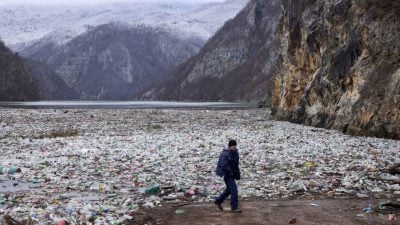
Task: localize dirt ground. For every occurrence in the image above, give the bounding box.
[128,199,400,225]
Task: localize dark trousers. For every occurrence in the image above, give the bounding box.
[215,176,238,210]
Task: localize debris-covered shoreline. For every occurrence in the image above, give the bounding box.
[0,109,399,224]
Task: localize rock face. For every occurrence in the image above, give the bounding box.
[272,0,400,139]
[22,23,202,100]
[143,0,281,101]
[0,40,39,101]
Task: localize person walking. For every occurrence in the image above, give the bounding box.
[215,140,242,213]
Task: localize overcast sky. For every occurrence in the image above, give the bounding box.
[0,0,225,6]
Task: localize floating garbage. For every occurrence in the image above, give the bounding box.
[29,178,41,189]
[303,161,315,169]
[0,195,5,205]
[58,218,68,225]
[0,166,21,175]
[145,184,161,195]
[0,109,398,223]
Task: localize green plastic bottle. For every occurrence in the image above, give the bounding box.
[145,184,161,195]
[0,166,21,174]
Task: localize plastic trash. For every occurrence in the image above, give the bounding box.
[175,209,185,215]
[145,184,161,195]
[142,202,155,208]
[0,166,21,175]
[303,161,315,169]
[0,195,5,205]
[29,178,41,189]
[0,108,399,224]
[388,214,397,221]
[363,204,373,213]
[58,218,68,225]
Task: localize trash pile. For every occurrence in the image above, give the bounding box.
[0,108,399,224]
[356,201,400,221]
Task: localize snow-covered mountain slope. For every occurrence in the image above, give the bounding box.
[21,23,203,100]
[0,0,248,51]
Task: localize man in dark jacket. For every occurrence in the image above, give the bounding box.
[215,140,241,213]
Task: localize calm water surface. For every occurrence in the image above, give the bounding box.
[0,101,257,109]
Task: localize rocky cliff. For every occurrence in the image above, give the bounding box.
[272,0,400,139]
[22,23,202,100]
[143,0,281,101]
[0,40,39,101]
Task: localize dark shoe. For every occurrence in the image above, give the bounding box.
[231,208,242,213]
[215,202,223,210]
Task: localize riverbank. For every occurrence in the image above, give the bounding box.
[128,198,398,225]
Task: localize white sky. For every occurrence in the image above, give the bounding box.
[0,0,225,6]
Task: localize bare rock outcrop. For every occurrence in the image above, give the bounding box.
[272,0,400,139]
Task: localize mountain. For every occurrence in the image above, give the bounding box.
[21,23,202,100]
[143,0,399,139]
[0,0,248,51]
[142,0,282,101]
[0,0,248,101]
[0,40,39,101]
[271,0,400,139]
[25,60,79,100]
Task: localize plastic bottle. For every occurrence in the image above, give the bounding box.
[145,184,161,195]
[363,204,373,213]
[0,166,21,174]
[31,178,41,188]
